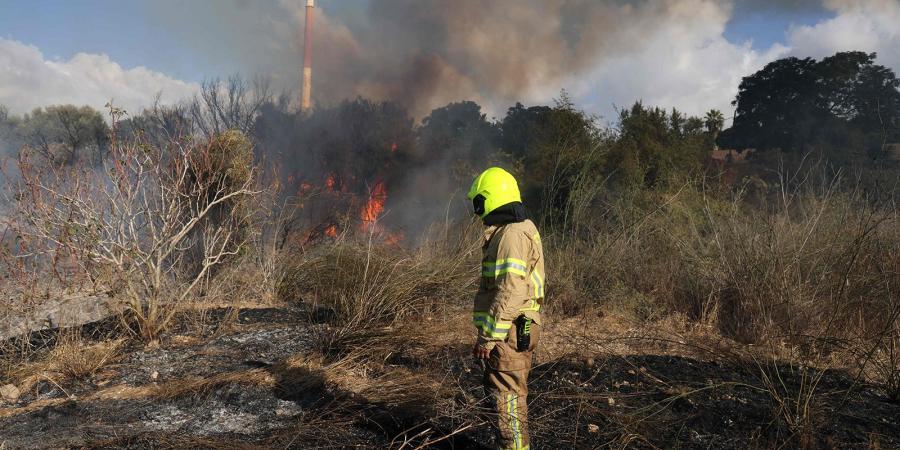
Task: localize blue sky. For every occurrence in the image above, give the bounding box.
[724,7,834,50]
[0,0,364,82]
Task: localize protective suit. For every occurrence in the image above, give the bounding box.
[468,167,545,450]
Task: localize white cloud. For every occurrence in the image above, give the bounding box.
[567,0,789,121]
[786,0,900,71]
[568,0,900,123]
[0,38,199,116]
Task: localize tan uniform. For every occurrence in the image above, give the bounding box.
[474,219,544,450]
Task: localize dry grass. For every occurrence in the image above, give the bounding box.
[45,333,124,382]
[545,177,900,350]
[277,220,480,353]
[2,331,124,397]
[2,155,897,448]
[150,368,274,400]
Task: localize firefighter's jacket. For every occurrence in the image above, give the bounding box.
[473,219,545,350]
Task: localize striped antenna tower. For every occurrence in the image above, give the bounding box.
[301,0,314,113]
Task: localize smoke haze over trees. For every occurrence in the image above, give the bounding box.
[2,51,898,229]
[3,1,900,124]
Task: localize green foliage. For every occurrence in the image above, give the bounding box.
[501,93,604,224]
[188,129,256,242]
[704,109,725,135]
[203,129,254,193]
[607,102,712,191]
[722,51,900,162]
[0,105,22,157]
[19,104,109,165]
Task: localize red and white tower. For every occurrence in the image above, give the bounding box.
[300,0,314,113]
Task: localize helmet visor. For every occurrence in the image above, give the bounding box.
[472,194,486,217]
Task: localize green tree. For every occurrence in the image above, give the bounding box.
[607,102,711,190]
[704,109,725,144]
[500,93,601,222]
[721,51,900,161]
[0,105,22,158]
[20,105,109,165]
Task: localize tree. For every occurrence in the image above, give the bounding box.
[298,97,415,194]
[116,97,193,147]
[606,102,711,190]
[418,101,500,174]
[704,109,725,145]
[500,93,602,225]
[190,75,272,139]
[19,105,109,165]
[721,51,900,161]
[14,113,260,341]
[0,105,22,158]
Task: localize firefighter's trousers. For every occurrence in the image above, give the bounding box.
[483,321,540,450]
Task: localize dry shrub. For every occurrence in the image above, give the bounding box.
[544,184,715,320]
[278,220,480,330]
[11,113,262,341]
[696,190,899,345]
[544,174,900,350]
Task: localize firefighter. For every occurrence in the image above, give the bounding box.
[468,167,544,450]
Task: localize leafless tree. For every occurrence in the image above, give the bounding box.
[12,106,260,340]
[190,75,272,139]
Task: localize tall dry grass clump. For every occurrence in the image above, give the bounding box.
[277,221,481,355]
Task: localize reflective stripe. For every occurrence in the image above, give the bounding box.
[482,258,528,278]
[518,299,541,313]
[473,312,511,339]
[530,271,545,298]
[507,393,522,450]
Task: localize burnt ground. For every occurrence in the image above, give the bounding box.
[1,307,898,449]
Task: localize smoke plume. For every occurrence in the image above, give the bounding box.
[141,0,787,119]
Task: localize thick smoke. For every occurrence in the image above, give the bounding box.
[286,0,743,118]
[142,0,767,118]
[139,0,900,120]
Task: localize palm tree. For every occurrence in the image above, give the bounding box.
[704,109,725,148]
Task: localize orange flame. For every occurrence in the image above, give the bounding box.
[325,225,337,237]
[325,174,336,191]
[361,180,387,228]
[385,232,404,246]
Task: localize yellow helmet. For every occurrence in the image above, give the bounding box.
[467,167,521,218]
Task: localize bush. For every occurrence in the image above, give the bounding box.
[11,112,261,341]
[277,222,480,356]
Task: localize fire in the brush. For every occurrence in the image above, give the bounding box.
[361,179,387,228]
